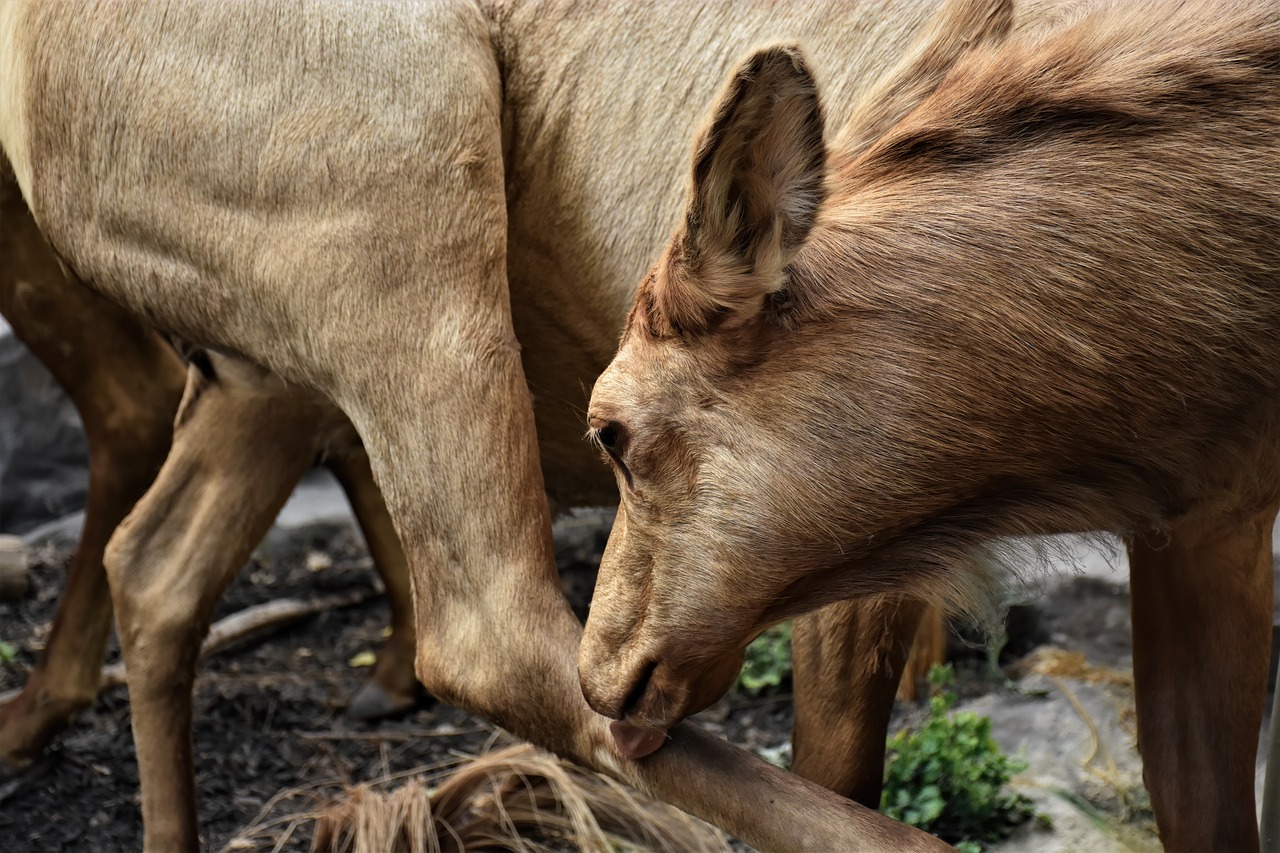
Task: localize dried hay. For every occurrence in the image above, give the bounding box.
[1008,646,1132,690]
[231,742,729,853]
[1007,646,1151,824]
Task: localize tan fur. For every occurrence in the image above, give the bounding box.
[0,3,33,203]
[104,354,417,845]
[0,196,421,774]
[493,0,974,504]
[583,1,1280,849]
[0,181,185,770]
[0,0,1040,849]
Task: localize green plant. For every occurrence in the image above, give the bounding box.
[0,641,17,664]
[735,622,792,694]
[882,665,1039,850]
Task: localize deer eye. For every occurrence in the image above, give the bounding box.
[597,423,622,453]
[594,421,634,489]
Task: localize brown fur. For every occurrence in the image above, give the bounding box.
[0,180,186,770]
[0,203,421,782]
[104,353,423,844]
[0,157,419,814]
[0,0,1054,849]
[583,1,1280,849]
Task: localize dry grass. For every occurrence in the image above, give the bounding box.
[1008,646,1133,690]
[224,742,729,853]
[1007,646,1153,829]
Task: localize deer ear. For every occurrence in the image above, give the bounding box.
[661,45,826,332]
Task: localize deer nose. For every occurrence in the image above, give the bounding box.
[578,642,658,722]
[580,648,674,761]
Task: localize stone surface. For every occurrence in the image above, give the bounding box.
[980,664,1271,853]
[20,510,85,551]
[0,534,30,600]
[0,329,88,535]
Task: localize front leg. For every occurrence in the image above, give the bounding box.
[1128,504,1276,852]
[330,309,950,851]
[791,597,929,806]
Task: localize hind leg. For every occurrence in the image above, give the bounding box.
[0,185,184,772]
[106,360,330,850]
[1129,504,1276,852]
[327,445,422,720]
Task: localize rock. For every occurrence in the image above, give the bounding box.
[970,672,1156,853]
[552,506,616,567]
[552,508,614,621]
[273,469,355,529]
[0,326,89,534]
[0,534,30,599]
[20,510,85,551]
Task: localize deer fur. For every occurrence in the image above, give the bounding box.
[0,0,1004,849]
[582,1,1280,849]
[0,185,421,773]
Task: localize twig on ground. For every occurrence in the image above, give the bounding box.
[297,729,487,742]
[0,588,379,707]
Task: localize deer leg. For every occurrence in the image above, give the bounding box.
[326,446,422,721]
[346,349,950,851]
[791,597,928,805]
[1128,504,1277,853]
[105,364,320,851]
[328,321,947,852]
[0,186,184,772]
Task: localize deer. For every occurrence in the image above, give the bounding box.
[0,180,421,775]
[0,0,1066,848]
[579,0,1280,849]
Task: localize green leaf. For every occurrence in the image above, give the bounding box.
[881,664,1043,845]
[735,622,793,694]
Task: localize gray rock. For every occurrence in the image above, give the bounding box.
[0,328,88,534]
[257,474,614,615]
[20,510,85,550]
[274,469,355,529]
[0,534,30,599]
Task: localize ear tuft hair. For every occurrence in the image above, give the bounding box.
[660,45,827,334]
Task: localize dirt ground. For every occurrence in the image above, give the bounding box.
[6,501,1231,853]
[0,521,800,852]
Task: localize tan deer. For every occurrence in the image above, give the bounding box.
[0,0,1066,848]
[0,187,422,767]
[580,0,1280,849]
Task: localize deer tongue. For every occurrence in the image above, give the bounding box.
[609,719,667,759]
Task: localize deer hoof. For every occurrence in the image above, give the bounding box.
[345,681,422,722]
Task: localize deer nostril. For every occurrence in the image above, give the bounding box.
[620,659,659,718]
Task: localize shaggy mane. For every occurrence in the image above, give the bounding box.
[841,0,1280,185]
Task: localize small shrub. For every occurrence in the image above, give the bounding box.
[882,665,1039,850]
[735,623,792,694]
[0,640,16,664]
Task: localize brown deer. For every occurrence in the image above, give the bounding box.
[0,0,1059,848]
[580,0,1280,849]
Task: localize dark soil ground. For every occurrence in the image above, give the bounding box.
[0,518,801,853]
[0,499,1177,853]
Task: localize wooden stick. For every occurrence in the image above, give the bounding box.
[0,588,378,705]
